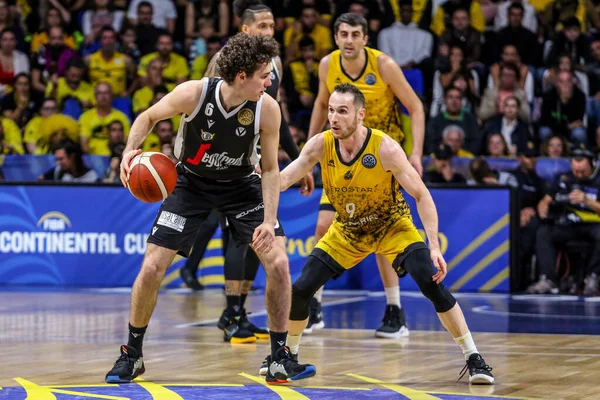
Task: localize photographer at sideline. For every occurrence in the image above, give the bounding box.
[527,145,600,296]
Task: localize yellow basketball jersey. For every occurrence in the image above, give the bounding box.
[89,51,127,96]
[326,47,403,143]
[320,128,411,242]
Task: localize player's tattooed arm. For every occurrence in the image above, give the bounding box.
[204,50,222,78]
[379,135,446,283]
[280,133,324,192]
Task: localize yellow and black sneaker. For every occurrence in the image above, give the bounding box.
[219,308,256,344]
[239,308,269,339]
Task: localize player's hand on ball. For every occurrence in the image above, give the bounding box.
[252,221,276,254]
[431,249,447,284]
[120,149,142,188]
[300,172,315,196]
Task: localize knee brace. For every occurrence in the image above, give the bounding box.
[244,250,261,281]
[402,248,456,313]
[290,256,336,320]
[223,241,247,281]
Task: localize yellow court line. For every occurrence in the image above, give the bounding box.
[447,214,509,272]
[49,389,129,400]
[450,240,509,291]
[347,373,441,400]
[207,238,223,250]
[480,266,510,292]
[239,372,309,400]
[199,274,225,285]
[13,378,56,400]
[135,378,183,400]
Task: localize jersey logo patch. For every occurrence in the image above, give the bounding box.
[344,170,353,180]
[328,159,335,167]
[238,108,254,125]
[207,119,215,128]
[365,73,377,85]
[201,130,215,141]
[362,154,377,168]
[235,127,247,137]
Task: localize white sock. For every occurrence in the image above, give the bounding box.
[314,286,323,302]
[385,286,401,308]
[286,334,302,355]
[454,331,478,360]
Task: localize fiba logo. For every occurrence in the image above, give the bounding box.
[37,212,71,231]
[362,154,377,168]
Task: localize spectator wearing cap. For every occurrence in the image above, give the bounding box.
[424,143,466,184]
[529,144,600,295]
[512,140,545,289]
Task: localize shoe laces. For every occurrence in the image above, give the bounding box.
[114,347,137,368]
[457,356,493,381]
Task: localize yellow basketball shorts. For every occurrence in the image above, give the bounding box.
[319,190,335,212]
[312,216,426,275]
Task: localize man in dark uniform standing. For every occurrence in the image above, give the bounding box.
[511,141,544,290]
[105,33,316,385]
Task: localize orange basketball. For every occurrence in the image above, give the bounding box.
[128,152,178,203]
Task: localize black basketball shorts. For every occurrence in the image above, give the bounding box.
[147,169,284,257]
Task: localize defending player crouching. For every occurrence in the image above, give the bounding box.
[277,83,494,385]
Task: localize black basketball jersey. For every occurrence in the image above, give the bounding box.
[174,77,262,180]
[265,58,280,99]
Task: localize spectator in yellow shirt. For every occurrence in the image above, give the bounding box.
[142,119,174,152]
[283,5,333,64]
[138,33,189,86]
[132,59,174,114]
[79,82,131,155]
[190,36,222,80]
[0,116,23,154]
[431,0,485,37]
[24,98,79,154]
[30,6,76,53]
[85,27,136,97]
[46,58,95,109]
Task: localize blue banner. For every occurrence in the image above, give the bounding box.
[0,185,510,292]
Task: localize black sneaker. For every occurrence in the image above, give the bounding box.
[259,352,298,375]
[239,308,269,339]
[180,268,203,291]
[105,345,145,383]
[265,346,315,384]
[303,298,324,334]
[458,353,494,385]
[219,309,256,344]
[375,305,409,338]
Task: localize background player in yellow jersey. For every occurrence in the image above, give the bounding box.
[275,83,494,385]
[305,12,425,337]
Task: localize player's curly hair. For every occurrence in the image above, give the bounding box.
[217,33,278,84]
[233,0,271,24]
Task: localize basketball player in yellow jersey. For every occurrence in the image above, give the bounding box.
[277,83,494,385]
[304,13,424,337]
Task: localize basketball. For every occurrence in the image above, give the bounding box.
[128,152,177,203]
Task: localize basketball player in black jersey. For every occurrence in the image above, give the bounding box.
[105,33,316,385]
[179,0,315,344]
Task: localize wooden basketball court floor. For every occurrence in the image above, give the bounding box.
[0,287,599,400]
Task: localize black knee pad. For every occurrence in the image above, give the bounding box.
[244,250,261,281]
[290,255,336,320]
[223,240,248,281]
[402,247,456,313]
